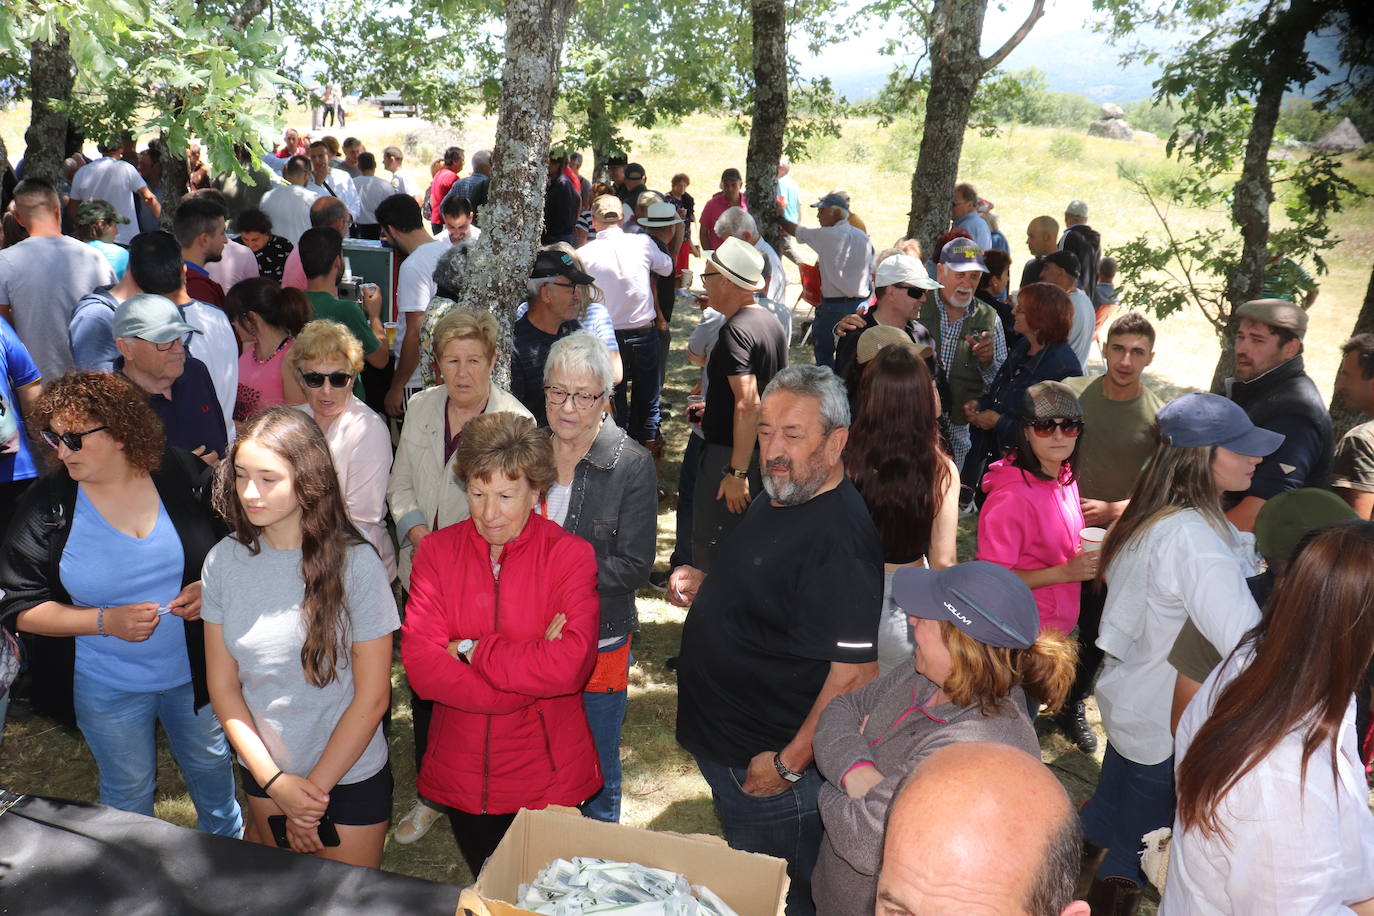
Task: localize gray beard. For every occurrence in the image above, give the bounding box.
[762,460,830,506]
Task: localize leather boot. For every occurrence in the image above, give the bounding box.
[1057,700,1099,753]
[1075,840,1107,899]
[1084,876,1142,916]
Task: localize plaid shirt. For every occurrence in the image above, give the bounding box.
[932,292,1007,468]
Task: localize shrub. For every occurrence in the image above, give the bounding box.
[1049,133,1085,160]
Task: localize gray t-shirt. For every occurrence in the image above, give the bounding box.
[0,235,116,382]
[201,538,399,784]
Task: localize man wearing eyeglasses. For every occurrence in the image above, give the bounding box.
[831,254,939,383]
[112,293,225,464]
[511,249,598,424]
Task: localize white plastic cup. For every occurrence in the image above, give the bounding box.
[1080,527,1107,552]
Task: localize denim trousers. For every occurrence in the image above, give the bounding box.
[812,298,865,369]
[613,326,662,442]
[669,433,704,570]
[694,754,822,916]
[1079,742,1175,883]
[579,640,631,823]
[73,671,242,837]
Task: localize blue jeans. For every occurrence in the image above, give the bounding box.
[669,433,704,569]
[73,672,242,837]
[580,639,631,823]
[812,298,865,369]
[694,754,822,916]
[1079,742,1175,883]
[613,326,662,442]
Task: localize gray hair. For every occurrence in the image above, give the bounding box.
[763,365,851,433]
[433,241,473,296]
[526,275,560,298]
[472,149,492,170]
[778,154,791,172]
[714,206,757,241]
[544,330,615,394]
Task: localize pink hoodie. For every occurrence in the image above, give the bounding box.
[975,457,1084,635]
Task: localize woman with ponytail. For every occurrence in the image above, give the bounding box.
[202,407,398,867]
[810,561,1075,916]
[1162,522,1374,915]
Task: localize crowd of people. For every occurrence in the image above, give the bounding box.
[0,123,1370,916]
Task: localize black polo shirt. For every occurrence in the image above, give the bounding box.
[676,478,884,766]
[118,355,227,458]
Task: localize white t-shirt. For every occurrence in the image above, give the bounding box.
[755,237,787,306]
[795,222,875,299]
[435,225,483,247]
[385,170,413,196]
[393,240,448,388]
[0,235,115,381]
[1162,650,1374,915]
[69,157,147,244]
[353,175,395,224]
[259,184,318,246]
[181,299,240,443]
[1067,287,1096,368]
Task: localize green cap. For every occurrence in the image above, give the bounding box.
[1253,487,1357,565]
[76,199,129,226]
[112,294,199,344]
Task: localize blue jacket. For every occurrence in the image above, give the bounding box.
[978,338,1082,450]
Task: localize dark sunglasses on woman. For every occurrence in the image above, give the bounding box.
[300,371,354,389]
[1028,417,1084,438]
[41,426,110,451]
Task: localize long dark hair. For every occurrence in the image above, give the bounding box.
[213,407,368,688]
[1176,522,1374,838]
[224,276,310,336]
[845,345,951,560]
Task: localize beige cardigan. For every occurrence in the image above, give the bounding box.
[387,384,533,586]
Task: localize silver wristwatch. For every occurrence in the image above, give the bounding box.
[773,752,803,783]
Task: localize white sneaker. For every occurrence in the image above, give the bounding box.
[394,798,444,844]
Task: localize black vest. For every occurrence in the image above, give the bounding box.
[1228,355,1334,489]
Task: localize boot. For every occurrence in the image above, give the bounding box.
[1075,840,1106,899]
[1057,700,1099,753]
[1084,876,1142,916]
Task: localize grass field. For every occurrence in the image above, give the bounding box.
[3,100,1372,910]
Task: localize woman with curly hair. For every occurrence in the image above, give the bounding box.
[202,407,398,867]
[811,561,1075,916]
[0,371,241,835]
[844,344,959,673]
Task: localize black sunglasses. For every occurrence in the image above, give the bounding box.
[1028,418,1084,438]
[300,371,354,389]
[42,425,110,451]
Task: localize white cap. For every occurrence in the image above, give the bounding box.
[875,254,941,290]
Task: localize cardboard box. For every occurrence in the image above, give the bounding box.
[468,807,789,916]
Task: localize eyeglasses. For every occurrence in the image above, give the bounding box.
[896,285,926,299]
[551,280,577,289]
[701,269,722,282]
[41,426,110,451]
[300,371,354,389]
[143,338,182,352]
[544,385,605,409]
[1028,418,1084,438]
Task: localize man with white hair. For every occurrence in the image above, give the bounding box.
[715,206,787,306]
[671,364,882,916]
[779,193,875,369]
[775,156,801,223]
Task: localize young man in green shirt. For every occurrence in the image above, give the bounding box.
[298,227,389,400]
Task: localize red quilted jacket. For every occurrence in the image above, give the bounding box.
[401,513,602,814]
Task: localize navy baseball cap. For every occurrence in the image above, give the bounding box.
[892,562,1039,650]
[938,237,988,273]
[1158,392,1284,457]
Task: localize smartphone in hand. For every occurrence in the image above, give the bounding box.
[267,814,341,849]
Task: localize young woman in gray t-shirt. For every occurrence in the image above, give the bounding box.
[202,407,398,868]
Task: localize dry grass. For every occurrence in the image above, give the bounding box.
[3,100,1372,913]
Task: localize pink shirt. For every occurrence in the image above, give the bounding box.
[298,398,397,580]
[235,337,293,421]
[206,240,260,293]
[280,247,307,290]
[698,191,747,251]
[975,457,1084,634]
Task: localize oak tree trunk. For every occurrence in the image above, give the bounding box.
[457,0,578,387]
[745,0,787,254]
[23,29,75,186]
[1329,263,1374,437]
[1210,0,1322,392]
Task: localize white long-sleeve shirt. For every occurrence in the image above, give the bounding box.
[1095,509,1261,765]
[1161,649,1374,915]
[576,226,673,329]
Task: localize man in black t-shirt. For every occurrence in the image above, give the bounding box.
[511,248,596,425]
[693,237,789,573]
[671,365,883,916]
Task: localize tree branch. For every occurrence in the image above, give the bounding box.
[230,0,269,31]
[979,0,1044,74]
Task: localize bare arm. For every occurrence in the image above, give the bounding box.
[609,348,624,385]
[306,635,393,792]
[1224,495,1265,533]
[16,378,42,415]
[0,303,11,325]
[136,186,162,220]
[1171,671,1202,735]
[926,457,961,569]
[384,311,424,415]
[1334,486,1374,520]
[716,373,761,513]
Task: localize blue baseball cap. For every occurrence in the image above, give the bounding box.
[1158,392,1284,458]
[892,561,1039,650]
[938,237,987,273]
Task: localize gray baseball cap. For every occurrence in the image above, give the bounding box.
[112,294,199,344]
[892,562,1039,650]
[1158,392,1284,457]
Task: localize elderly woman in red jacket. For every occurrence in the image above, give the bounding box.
[401,412,602,875]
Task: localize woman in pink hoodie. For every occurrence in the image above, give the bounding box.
[977,381,1098,716]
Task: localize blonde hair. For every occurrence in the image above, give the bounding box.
[939,621,1077,715]
[432,307,499,363]
[288,319,363,374]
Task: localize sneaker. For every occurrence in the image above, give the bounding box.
[393,798,444,844]
[1056,701,1099,753]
